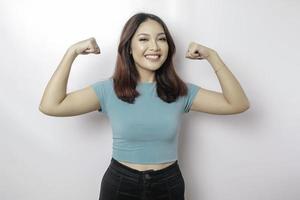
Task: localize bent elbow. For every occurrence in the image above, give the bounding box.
[39,104,56,116]
[39,104,49,115]
[243,101,251,111]
[236,103,250,113]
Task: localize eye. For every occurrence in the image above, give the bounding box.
[139,38,148,41]
[159,37,167,41]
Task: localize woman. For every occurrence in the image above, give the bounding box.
[39,12,250,200]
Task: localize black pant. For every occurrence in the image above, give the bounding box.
[99,157,185,200]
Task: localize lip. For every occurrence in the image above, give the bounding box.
[144,54,161,61]
[145,53,161,56]
[144,54,161,57]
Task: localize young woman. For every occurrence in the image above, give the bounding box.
[39,12,250,200]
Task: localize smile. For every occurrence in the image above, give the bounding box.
[145,55,161,61]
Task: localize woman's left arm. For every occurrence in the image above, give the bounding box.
[186,42,250,112]
[206,50,250,109]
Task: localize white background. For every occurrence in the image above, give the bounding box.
[1,0,299,200]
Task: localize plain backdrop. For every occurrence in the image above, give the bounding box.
[1,0,299,200]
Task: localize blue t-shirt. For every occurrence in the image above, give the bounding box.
[91,77,200,164]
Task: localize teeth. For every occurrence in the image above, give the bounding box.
[145,55,160,59]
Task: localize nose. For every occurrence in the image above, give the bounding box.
[149,40,160,51]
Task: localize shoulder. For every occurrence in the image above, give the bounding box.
[92,77,113,88]
[184,81,201,95]
[185,81,200,88]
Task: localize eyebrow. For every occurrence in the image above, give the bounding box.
[137,33,166,36]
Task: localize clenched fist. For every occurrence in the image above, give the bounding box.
[70,37,101,55]
[185,42,215,60]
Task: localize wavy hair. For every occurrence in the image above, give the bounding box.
[111,12,189,104]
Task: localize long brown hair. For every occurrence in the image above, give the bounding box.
[111,12,188,104]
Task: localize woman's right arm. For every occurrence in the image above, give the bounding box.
[39,38,101,117]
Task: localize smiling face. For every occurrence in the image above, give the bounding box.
[130,19,169,82]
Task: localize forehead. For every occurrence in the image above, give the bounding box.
[134,19,165,36]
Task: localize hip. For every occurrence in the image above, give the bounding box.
[99,157,185,200]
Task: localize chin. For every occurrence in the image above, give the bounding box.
[146,65,163,71]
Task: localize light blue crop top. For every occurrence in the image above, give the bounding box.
[91,78,200,164]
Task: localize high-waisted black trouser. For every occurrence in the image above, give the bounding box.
[99,157,185,200]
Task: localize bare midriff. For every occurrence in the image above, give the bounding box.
[118,160,176,171]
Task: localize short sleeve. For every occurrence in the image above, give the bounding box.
[183,82,201,113]
[91,80,107,113]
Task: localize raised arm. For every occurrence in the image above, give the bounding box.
[39,37,102,117]
[185,42,250,115]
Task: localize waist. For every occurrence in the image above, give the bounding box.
[109,157,180,180]
[117,159,176,171]
[112,140,179,164]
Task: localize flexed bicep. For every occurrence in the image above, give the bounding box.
[190,87,246,115]
[40,86,101,117]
